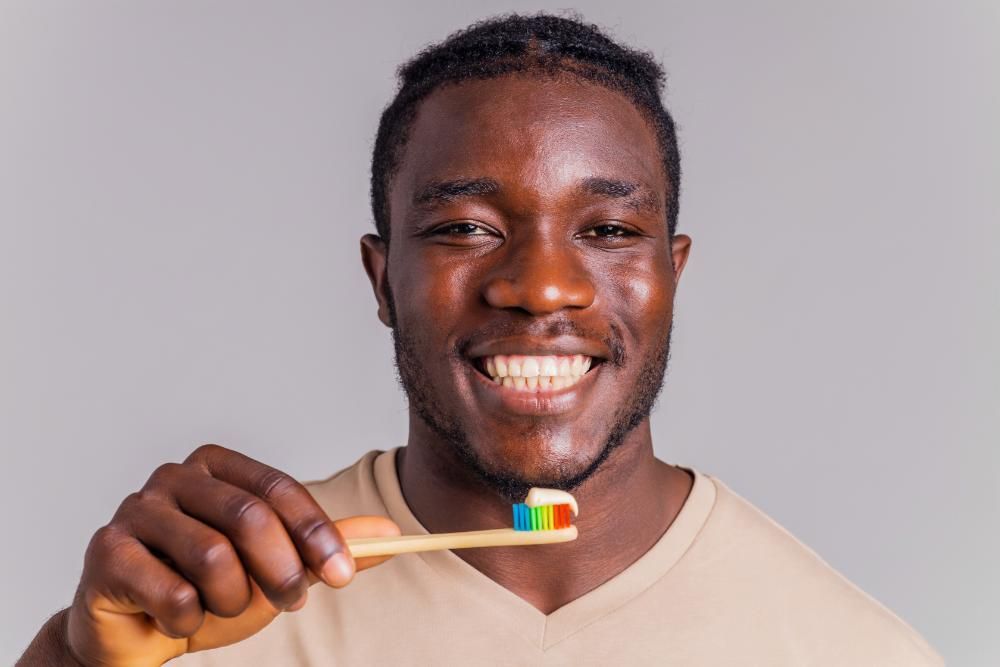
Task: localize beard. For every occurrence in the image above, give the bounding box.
[386,288,673,502]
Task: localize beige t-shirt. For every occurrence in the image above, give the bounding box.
[171,449,942,666]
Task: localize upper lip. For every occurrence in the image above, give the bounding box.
[464,335,610,361]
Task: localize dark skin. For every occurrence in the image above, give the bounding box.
[19,446,400,667]
[361,74,693,613]
[20,73,692,665]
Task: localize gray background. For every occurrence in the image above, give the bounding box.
[2,1,997,664]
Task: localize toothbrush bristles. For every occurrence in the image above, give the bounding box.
[512,503,573,531]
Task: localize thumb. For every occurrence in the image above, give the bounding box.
[332,515,402,574]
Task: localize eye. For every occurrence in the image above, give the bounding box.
[579,222,636,238]
[429,221,491,236]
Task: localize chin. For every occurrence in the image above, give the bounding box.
[471,430,607,487]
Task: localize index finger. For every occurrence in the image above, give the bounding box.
[185,444,355,588]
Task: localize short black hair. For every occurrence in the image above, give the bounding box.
[370,12,681,242]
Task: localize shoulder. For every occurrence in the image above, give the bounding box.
[301,449,389,517]
[692,474,944,666]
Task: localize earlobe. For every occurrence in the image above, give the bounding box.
[670,234,693,284]
[360,234,393,328]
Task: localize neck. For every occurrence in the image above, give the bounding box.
[397,417,693,614]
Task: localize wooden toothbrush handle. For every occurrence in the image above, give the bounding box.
[346,526,578,558]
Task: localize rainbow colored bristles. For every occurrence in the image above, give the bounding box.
[512,503,574,531]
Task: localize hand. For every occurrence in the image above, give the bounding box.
[61,444,399,666]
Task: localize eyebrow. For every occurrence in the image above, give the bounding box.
[411,175,662,216]
[580,177,662,215]
[413,178,501,207]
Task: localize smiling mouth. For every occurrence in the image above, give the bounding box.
[473,354,597,392]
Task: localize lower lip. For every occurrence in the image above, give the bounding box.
[466,362,601,416]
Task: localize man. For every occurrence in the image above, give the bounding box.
[21,13,942,666]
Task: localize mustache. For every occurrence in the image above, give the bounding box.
[454,317,626,367]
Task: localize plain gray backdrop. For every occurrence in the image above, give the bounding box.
[2,1,997,664]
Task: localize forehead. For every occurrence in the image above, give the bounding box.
[389,74,666,217]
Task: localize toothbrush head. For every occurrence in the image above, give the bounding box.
[512,487,578,531]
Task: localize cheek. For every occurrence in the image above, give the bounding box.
[626,276,655,309]
[599,258,673,339]
[603,259,670,309]
[390,249,480,332]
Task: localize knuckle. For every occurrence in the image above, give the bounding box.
[296,516,335,547]
[228,496,277,535]
[258,469,300,502]
[163,579,201,614]
[146,462,183,488]
[184,443,223,464]
[190,537,236,575]
[110,493,141,524]
[114,489,171,529]
[272,568,308,601]
[118,491,147,513]
[87,525,123,559]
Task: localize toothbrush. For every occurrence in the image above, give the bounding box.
[346,487,579,558]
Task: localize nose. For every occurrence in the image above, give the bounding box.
[481,237,596,315]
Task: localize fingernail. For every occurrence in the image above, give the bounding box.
[321,552,355,587]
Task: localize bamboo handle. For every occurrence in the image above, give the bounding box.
[346,526,578,558]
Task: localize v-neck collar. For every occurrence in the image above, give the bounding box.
[372,447,717,650]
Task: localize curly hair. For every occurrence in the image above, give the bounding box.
[370,12,681,242]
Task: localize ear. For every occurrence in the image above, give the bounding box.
[360,234,393,328]
[669,234,693,285]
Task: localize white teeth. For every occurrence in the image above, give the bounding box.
[480,353,596,392]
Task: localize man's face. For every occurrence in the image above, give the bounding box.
[363,74,691,498]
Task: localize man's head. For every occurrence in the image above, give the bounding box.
[361,13,691,500]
